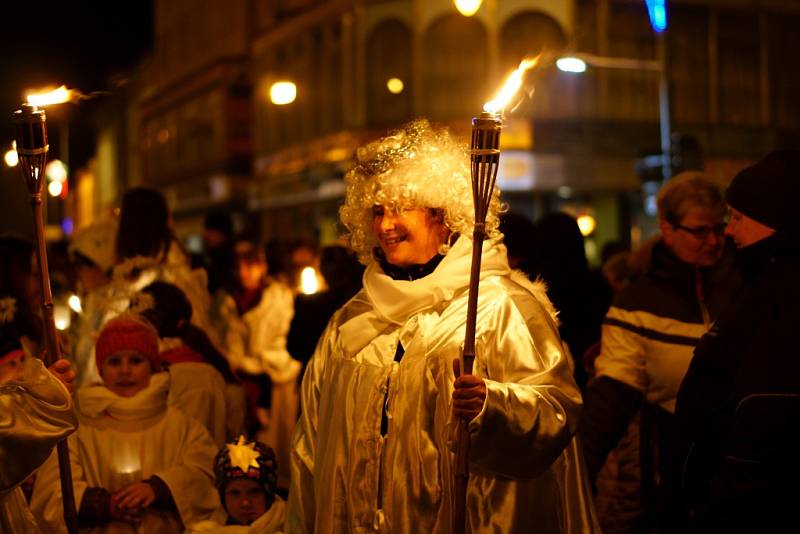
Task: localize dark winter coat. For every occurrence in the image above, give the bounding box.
[676,230,800,530]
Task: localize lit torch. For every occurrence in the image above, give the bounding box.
[26,85,74,106]
[453,55,540,534]
[13,103,79,534]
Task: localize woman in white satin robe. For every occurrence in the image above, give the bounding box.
[288,119,598,533]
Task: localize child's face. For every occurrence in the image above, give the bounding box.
[101,350,152,397]
[0,352,24,384]
[237,259,266,291]
[224,478,267,526]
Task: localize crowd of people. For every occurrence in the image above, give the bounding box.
[0,116,797,533]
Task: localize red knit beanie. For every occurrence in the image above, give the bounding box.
[95,314,160,374]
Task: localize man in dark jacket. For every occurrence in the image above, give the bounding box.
[676,150,800,530]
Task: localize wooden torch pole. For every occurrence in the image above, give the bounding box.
[13,103,79,534]
[453,112,502,534]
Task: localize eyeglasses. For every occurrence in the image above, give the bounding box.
[673,222,727,239]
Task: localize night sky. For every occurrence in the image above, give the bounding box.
[0,1,153,169]
[0,2,153,236]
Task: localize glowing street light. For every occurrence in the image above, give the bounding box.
[4,141,18,167]
[48,181,63,197]
[270,81,297,105]
[454,0,482,17]
[46,159,68,183]
[386,77,404,94]
[555,57,587,73]
[555,46,671,181]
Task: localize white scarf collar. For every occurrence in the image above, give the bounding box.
[338,236,510,356]
[77,372,170,421]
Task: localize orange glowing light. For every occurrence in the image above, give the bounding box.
[26,85,73,107]
[483,55,540,115]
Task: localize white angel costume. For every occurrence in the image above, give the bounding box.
[289,237,599,533]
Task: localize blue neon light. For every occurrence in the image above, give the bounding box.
[61,217,74,236]
[645,0,667,32]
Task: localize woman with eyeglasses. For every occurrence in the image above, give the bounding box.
[579,171,742,532]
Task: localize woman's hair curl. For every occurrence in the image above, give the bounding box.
[340,119,503,264]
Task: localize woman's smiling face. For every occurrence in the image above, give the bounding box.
[372,205,449,268]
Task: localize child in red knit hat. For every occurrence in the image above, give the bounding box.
[94,314,161,397]
[31,313,219,533]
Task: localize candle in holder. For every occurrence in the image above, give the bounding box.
[112,453,142,491]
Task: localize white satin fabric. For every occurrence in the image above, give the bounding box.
[289,236,599,533]
[1,358,77,534]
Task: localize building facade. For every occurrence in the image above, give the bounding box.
[88,0,800,260]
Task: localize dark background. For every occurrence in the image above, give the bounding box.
[0,1,153,172]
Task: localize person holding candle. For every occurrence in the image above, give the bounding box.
[288,119,598,533]
[31,313,219,533]
[1,295,77,533]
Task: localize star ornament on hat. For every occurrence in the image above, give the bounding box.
[226,435,261,474]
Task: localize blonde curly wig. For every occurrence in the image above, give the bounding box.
[340,119,504,265]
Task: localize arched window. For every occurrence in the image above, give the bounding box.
[366,19,412,127]
[422,14,488,120]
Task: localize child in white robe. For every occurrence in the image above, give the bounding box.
[31,314,219,533]
[187,436,285,533]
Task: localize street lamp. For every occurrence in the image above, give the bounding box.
[557,1,671,180]
[454,0,482,17]
[270,81,297,105]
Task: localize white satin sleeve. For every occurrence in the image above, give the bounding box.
[0,357,76,495]
[469,287,583,479]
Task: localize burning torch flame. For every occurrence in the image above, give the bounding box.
[483,55,540,115]
[26,85,74,106]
